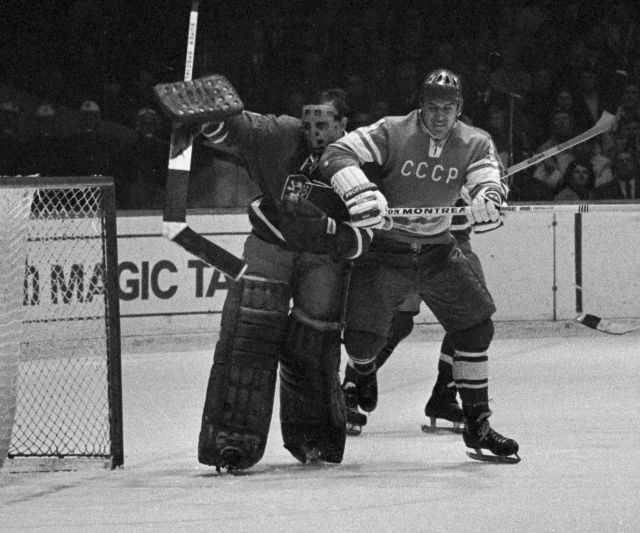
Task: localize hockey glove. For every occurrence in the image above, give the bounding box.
[280,196,372,260]
[153,74,244,125]
[330,166,388,229]
[467,187,505,233]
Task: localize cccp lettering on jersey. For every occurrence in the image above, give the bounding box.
[400,160,459,183]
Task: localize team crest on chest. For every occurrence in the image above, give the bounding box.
[281,173,332,201]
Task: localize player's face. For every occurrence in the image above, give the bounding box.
[302,105,344,154]
[421,97,458,139]
[572,164,590,186]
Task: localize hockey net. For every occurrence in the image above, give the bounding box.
[0,176,122,472]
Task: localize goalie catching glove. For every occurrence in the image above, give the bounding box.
[462,185,507,233]
[330,166,389,229]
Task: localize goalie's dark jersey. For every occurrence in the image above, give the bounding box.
[214,111,369,257]
[321,111,501,244]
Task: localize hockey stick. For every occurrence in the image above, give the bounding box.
[162,0,247,281]
[502,110,616,180]
[387,201,640,217]
[388,110,617,217]
[575,313,640,335]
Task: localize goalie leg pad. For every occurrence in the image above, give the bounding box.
[279,309,346,464]
[198,276,290,471]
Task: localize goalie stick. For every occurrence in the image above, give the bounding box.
[162,0,247,281]
[575,313,640,335]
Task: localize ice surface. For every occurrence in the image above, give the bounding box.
[1,322,639,532]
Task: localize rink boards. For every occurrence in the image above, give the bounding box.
[112,209,640,337]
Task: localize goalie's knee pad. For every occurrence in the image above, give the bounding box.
[198,276,290,471]
[279,309,346,464]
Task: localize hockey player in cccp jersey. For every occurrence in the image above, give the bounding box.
[320,69,520,463]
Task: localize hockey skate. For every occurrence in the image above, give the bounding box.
[343,382,367,436]
[463,412,520,464]
[421,386,464,434]
[344,365,378,413]
[356,371,378,412]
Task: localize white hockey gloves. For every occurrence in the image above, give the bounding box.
[330,166,389,229]
[466,187,506,233]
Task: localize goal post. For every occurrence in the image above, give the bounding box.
[0,176,123,472]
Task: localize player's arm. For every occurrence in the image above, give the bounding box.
[460,136,508,233]
[320,124,390,229]
[279,196,373,260]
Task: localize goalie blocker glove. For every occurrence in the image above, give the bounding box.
[330,166,389,229]
[462,184,507,234]
[153,74,244,125]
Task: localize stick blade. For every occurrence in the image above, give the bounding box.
[171,226,247,281]
[575,313,640,335]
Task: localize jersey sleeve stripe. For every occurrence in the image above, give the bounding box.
[467,157,500,172]
[357,130,383,165]
[332,136,374,165]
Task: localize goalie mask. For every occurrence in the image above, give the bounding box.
[301,104,346,154]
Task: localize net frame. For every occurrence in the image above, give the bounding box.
[0,176,122,471]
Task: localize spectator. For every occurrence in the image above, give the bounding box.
[114,108,168,209]
[572,138,615,191]
[368,100,390,123]
[367,42,394,107]
[489,47,531,102]
[344,72,372,127]
[619,82,640,122]
[23,104,66,176]
[64,100,120,177]
[388,61,420,115]
[554,160,595,201]
[484,105,511,166]
[594,147,639,200]
[572,68,604,130]
[284,91,305,118]
[532,108,576,193]
[522,67,557,148]
[464,59,505,129]
[0,102,24,175]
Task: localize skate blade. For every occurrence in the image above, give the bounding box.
[346,423,362,436]
[421,418,463,435]
[466,449,521,464]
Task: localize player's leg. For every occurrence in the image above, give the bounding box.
[450,319,519,462]
[342,292,417,433]
[342,258,410,432]
[279,256,350,464]
[421,243,519,461]
[422,333,464,432]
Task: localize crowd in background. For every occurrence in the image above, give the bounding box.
[2,0,640,209]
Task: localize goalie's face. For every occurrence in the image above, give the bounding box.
[302,104,346,154]
[420,97,459,140]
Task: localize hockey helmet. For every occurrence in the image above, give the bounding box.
[421,69,463,113]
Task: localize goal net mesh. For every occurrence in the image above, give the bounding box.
[0,180,122,471]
